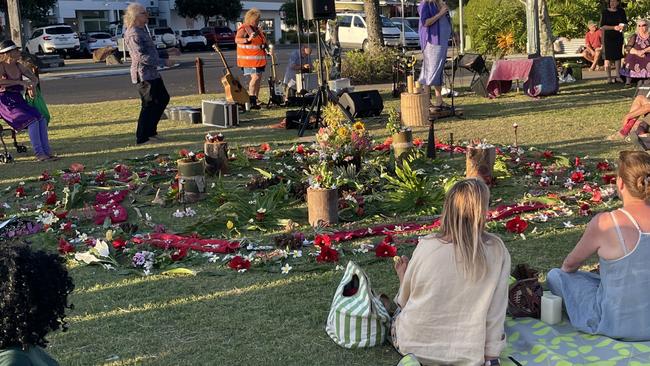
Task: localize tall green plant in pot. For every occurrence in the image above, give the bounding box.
[386,108,412,160]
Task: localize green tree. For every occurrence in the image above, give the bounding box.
[0,0,57,26]
[280,0,302,28]
[175,0,242,26]
[464,0,526,55]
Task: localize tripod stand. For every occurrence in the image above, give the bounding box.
[297,19,353,137]
[439,31,462,119]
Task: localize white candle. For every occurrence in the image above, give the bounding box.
[541,291,563,325]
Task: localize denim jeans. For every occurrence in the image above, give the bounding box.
[27,117,50,156]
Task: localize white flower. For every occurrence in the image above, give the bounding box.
[77,232,88,242]
[145,213,152,222]
[520,233,526,240]
[291,250,302,258]
[208,255,219,263]
[173,209,185,218]
[74,251,101,265]
[443,164,450,169]
[211,183,216,189]
[237,269,247,273]
[335,265,344,271]
[94,240,110,257]
[2,203,10,209]
[248,200,257,205]
[281,263,293,274]
[37,212,59,226]
[537,213,548,222]
[563,221,575,228]
[531,227,538,234]
[257,208,267,214]
[184,207,196,216]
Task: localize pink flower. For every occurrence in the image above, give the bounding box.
[314,234,332,247]
[602,174,616,185]
[542,150,554,159]
[570,171,585,183]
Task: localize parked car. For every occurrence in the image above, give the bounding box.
[390,17,420,31]
[327,13,401,51]
[391,22,419,49]
[200,26,235,48]
[79,32,117,57]
[175,29,207,51]
[150,27,178,49]
[26,25,80,56]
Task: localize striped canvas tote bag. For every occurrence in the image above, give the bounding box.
[325,261,390,348]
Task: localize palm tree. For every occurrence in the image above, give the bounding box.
[363,0,384,51]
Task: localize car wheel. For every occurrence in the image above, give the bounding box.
[37,45,44,55]
[362,40,369,52]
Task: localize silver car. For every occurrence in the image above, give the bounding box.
[393,22,420,49]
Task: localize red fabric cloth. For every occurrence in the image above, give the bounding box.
[486,59,534,98]
[585,30,603,49]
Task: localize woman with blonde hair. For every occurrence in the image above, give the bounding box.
[392,178,510,366]
[548,151,650,341]
[235,8,267,109]
[123,3,173,145]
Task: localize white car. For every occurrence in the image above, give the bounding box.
[327,13,401,51]
[392,22,420,49]
[80,32,118,56]
[26,25,80,55]
[150,27,178,49]
[176,29,207,51]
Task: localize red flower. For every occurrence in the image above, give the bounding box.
[295,144,305,155]
[94,204,128,225]
[602,174,616,185]
[43,182,55,192]
[196,152,205,160]
[591,189,602,203]
[15,186,25,198]
[542,150,554,159]
[179,149,189,157]
[579,203,591,216]
[259,143,271,152]
[505,216,528,234]
[574,157,582,167]
[314,234,332,247]
[228,256,251,271]
[596,161,611,172]
[170,247,189,261]
[45,192,57,205]
[316,246,339,263]
[39,170,51,181]
[58,238,75,254]
[54,211,68,219]
[375,242,398,258]
[570,171,585,183]
[61,221,73,232]
[384,137,393,146]
[112,239,127,250]
[69,162,85,173]
[413,137,424,148]
[95,171,107,184]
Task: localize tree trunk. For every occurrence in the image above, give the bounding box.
[307,188,338,227]
[363,0,384,51]
[537,0,554,56]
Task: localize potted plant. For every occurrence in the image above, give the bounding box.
[386,108,412,160]
[305,161,338,227]
[176,149,206,202]
[316,104,371,172]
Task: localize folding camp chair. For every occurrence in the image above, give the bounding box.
[0,120,28,163]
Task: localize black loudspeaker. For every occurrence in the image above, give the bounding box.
[302,0,336,20]
[459,53,487,74]
[470,73,489,98]
[338,90,384,118]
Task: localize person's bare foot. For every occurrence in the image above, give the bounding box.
[394,255,410,282]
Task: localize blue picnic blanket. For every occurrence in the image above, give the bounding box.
[503,317,650,365]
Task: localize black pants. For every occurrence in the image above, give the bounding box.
[136,78,170,144]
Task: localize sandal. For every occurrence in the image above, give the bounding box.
[35,154,49,162]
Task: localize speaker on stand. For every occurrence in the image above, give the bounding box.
[338,90,384,118]
[457,53,489,97]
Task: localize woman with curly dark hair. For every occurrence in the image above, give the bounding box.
[0,243,74,365]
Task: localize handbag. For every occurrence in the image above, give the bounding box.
[25,86,50,125]
[325,261,390,348]
[508,264,543,318]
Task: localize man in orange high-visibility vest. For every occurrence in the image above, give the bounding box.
[235,8,268,109]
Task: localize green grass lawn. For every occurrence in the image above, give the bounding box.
[0,80,641,365]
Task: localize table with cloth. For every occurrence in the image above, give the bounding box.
[486,57,559,98]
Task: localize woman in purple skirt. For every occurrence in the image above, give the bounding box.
[0,40,55,161]
[418,0,452,111]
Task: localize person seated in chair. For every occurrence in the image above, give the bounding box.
[391,178,510,366]
[283,45,313,101]
[583,20,603,71]
[0,40,56,161]
[620,19,650,86]
[547,151,650,341]
[0,243,75,365]
[608,94,650,140]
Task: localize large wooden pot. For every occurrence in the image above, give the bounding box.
[465,146,496,185]
[204,139,228,175]
[177,159,206,202]
[392,130,413,160]
[307,187,338,227]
